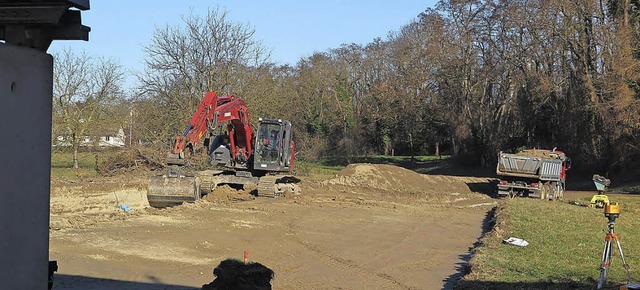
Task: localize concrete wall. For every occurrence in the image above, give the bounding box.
[0,43,52,289]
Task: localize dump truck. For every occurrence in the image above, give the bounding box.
[496,149,571,199]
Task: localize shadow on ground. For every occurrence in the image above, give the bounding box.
[53,274,199,290]
[466,181,498,198]
[453,279,606,290]
[442,207,497,290]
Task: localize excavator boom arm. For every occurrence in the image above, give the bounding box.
[172,92,254,163]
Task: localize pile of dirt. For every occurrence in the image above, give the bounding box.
[515,149,558,159]
[323,164,426,193]
[201,185,256,204]
[323,163,490,196]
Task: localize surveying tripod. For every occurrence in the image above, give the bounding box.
[597,203,632,289]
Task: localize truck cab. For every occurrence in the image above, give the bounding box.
[253,118,294,173]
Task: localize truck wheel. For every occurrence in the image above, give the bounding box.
[549,182,558,200]
[550,187,556,200]
[540,184,548,200]
[557,186,564,200]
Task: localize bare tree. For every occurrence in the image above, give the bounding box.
[129,1,639,175]
[53,49,124,168]
[137,7,270,144]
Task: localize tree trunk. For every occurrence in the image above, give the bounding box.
[72,133,79,169]
[73,146,79,169]
[452,137,458,156]
[435,141,440,159]
[409,133,414,160]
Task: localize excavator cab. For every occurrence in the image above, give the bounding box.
[254,118,294,173]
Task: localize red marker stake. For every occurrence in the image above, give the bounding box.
[244,250,248,264]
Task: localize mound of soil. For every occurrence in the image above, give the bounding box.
[324,164,426,193]
[201,185,256,203]
[323,163,490,196]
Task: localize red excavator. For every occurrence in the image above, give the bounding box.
[147,92,299,208]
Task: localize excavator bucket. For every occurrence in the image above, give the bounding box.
[147,175,199,208]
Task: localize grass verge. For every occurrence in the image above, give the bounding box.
[51,150,109,179]
[318,154,449,167]
[457,196,640,289]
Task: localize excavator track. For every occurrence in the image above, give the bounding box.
[257,175,279,197]
[256,175,301,198]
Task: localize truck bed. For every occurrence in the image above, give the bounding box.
[496,152,562,181]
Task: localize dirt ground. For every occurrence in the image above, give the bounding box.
[49,164,497,289]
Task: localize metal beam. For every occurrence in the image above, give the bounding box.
[0,0,90,51]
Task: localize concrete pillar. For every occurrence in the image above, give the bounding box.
[0,43,53,289]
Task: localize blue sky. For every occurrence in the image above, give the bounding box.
[49,1,437,89]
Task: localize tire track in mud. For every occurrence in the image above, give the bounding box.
[296,238,416,289]
[276,271,325,290]
[285,219,417,289]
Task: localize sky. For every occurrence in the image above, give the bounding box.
[48,0,437,89]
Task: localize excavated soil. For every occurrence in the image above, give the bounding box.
[49,163,496,289]
[323,163,492,202]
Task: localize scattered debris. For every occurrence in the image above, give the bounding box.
[503,237,529,247]
[97,147,165,176]
[620,283,640,290]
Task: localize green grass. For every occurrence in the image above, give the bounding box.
[295,161,346,181]
[318,154,449,167]
[463,196,640,289]
[51,150,112,178]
